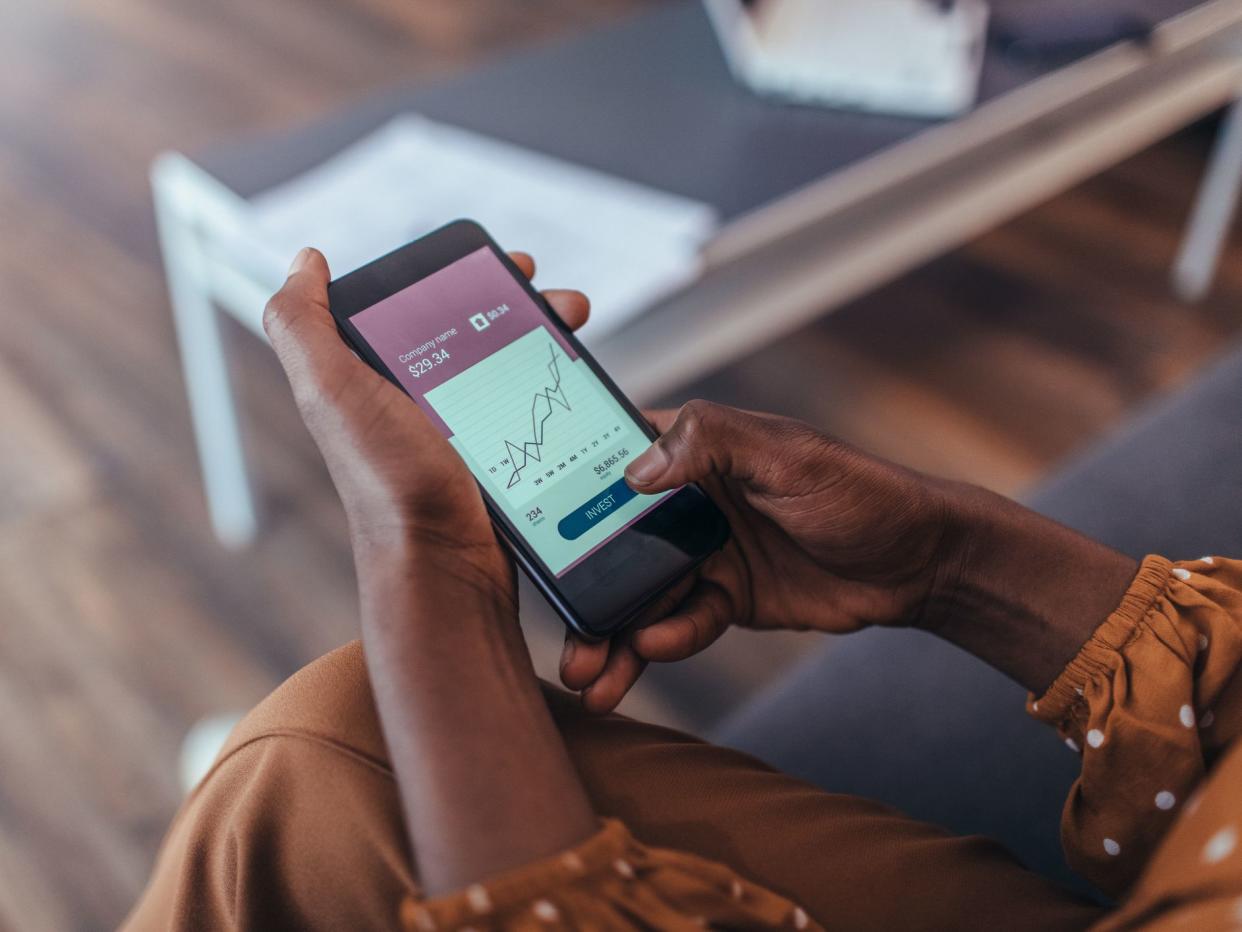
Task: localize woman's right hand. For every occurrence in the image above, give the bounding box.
[562,400,1138,713]
[561,401,964,710]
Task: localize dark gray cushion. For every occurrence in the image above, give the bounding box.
[716,627,1086,890]
[1023,347,1242,559]
[716,341,1242,895]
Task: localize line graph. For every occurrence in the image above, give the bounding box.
[424,327,629,506]
[503,344,571,488]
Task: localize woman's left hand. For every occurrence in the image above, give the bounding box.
[263,247,590,586]
[266,248,602,893]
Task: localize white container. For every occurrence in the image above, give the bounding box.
[704,0,990,118]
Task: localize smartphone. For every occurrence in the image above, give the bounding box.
[327,220,730,640]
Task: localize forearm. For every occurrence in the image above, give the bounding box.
[355,535,597,895]
[923,483,1139,695]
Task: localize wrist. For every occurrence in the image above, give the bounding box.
[900,478,977,631]
[917,483,1138,693]
[351,522,518,626]
[352,525,597,893]
[346,497,497,552]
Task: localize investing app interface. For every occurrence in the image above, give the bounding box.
[350,247,672,575]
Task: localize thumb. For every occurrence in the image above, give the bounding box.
[625,400,773,493]
[263,247,341,366]
[263,247,376,410]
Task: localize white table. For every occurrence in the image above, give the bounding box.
[152,0,1242,546]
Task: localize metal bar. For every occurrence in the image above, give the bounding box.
[1173,91,1242,300]
[597,50,1242,401]
[151,153,260,547]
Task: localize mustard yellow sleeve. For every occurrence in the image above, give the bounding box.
[1090,740,1242,930]
[399,819,819,932]
[1029,555,1242,897]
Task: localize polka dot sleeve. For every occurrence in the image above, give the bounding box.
[397,819,820,932]
[1093,742,1242,929]
[1030,555,1242,898]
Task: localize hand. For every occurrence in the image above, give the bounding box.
[266,249,603,891]
[561,400,959,712]
[263,247,590,595]
[562,400,1139,710]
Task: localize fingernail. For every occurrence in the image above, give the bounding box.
[560,633,576,670]
[625,443,669,487]
[287,247,312,276]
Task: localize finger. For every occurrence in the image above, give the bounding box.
[542,289,590,332]
[627,572,696,630]
[643,409,679,434]
[559,632,609,691]
[560,572,688,692]
[632,580,733,662]
[263,248,358,384]
[504,251,589,330]
[624,400,789,494]
[580,640,646,715]
[508,251,535,280]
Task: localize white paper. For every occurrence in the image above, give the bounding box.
[236,116,718,339]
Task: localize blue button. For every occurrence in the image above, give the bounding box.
[557,477,639,540]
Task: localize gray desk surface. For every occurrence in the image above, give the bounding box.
[196,0,1205,221]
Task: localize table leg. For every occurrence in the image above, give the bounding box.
[1173,97,1242,302]
[152,155,259,547]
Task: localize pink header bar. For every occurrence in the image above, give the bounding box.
[350,247,577,434]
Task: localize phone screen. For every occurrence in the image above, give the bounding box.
[347,246,674,576]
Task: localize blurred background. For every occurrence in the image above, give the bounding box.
[4,0,1242,927]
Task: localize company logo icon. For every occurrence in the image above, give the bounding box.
[469,313,490,332]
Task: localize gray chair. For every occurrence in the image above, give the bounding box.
[715,341,1242,896]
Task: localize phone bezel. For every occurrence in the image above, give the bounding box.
[325,219,729,640]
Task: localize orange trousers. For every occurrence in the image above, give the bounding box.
[125,641,1101,930]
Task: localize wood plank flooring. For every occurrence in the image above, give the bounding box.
[2,1,1241,927]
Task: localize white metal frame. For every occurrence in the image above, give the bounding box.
[152,155,266,546]
[152,0,1242,547]
[1174,95,1242,299]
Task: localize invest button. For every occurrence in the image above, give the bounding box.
[557,477,639,540]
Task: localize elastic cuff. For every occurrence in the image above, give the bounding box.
[1033,554,1173,726]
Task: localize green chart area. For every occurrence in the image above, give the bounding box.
[425,326,668,574]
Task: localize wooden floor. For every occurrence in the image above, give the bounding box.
[2,0,1242,928]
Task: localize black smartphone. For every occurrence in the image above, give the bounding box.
[327,220,730,640]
